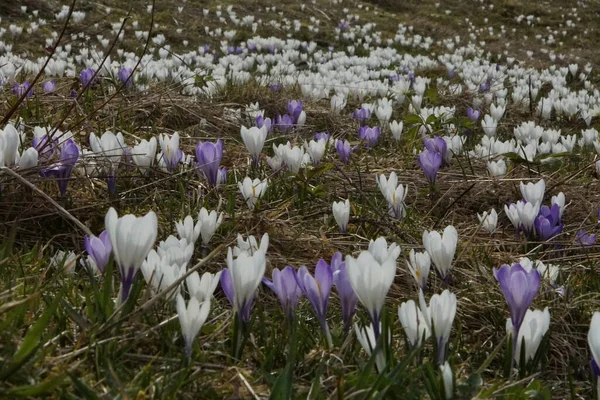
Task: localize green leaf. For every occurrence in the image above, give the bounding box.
[68,373,100,400]
[0,294,61,380]
[269,319,297,400]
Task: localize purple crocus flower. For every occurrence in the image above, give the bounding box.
[118,67,133,87]
[467,107,481,122]
[417,150,442,184]
[42,80,56,93]
[256,115,272,133]
[195,139,223,187]
[295,260,333,346]
[314,132,331,141]
[12,82,33,98]
[247,42,257,52]
[40,138,79,196]
[493,262,541,340]
[338,21,349,30]
[424,136,447,158]
[287,100,303,123]
[358,126,380,148]
[80,68,96,89]
[269,83,282,92]
[352,107,371,125]
[262,266,303,320]
[217,167,227,185]
[592,358,600,378]
[275,114,294,132]
[330,252,357,332]
[33,134,58,162]
[336,140,355,164]
[479,81,490,93]
[389,74,400,82]
[576,229,596,246]
[534,204,563,241]
[84,230,112,272]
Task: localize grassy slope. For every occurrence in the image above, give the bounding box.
[1,0,600,398]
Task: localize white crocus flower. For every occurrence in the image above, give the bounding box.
[422,226,458,280]
[520,179,545,207]
[332,199,350,233]
[105,207,158,303]
[238,177,268,210]
[176,294,212,359]
[406,249,431,291]
[477,209,498,234]
[198,207,224,246]
[506,307,550,365]
[419,289,457,363]
[132,137,157,174]
[398,299,431,348]
[240,125,268,165]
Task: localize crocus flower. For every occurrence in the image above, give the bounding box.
[197,207,223,246]
[186,271,222,303]
[262,266,302,320]
[42,80,56,93]
[331,252,358,332]
[105,207,158,303]
[494,262,541,340]
[441,363,453,399]
[220,243,267,323]
[577,229,596,246]
[355,322,386,372]
[80,68,96,89]
[256,115,272,133]
[40,138,79,196]
[12,82,33,98]
[516,200,540,236]
[131,137,157,174]
[398,299,430,348]
[295,260,334,346]
[478,209,498,234]
[159,132,183,172]
[176,215,200,245]
[506,307,550,366]
[417,150,442,184]
[467,107,481,122]
[118,67,133,87]
[314,132,330,141]
[406,249,431,291]
[33,134,58,163]
[240,125,268,166]
[424,136,447,158]
[358,126,380,148]
[18,147,38,169]
[345,243,398,340]
[89,131,125,193]
[238,177,268,210]
[84,230,112,272]
[274,114,294,131]
[534,204,562,241]
[332,199,350,233]
[419,289,457,364]
[422,226,458,281]
[520,180,545,207]
[1,124,20,166]
[195,139,223,186]
[352,107,371,125]
[176,294,212,360]
[589,312,600,384]
[287,100,303,123]
[335,139,355,164]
